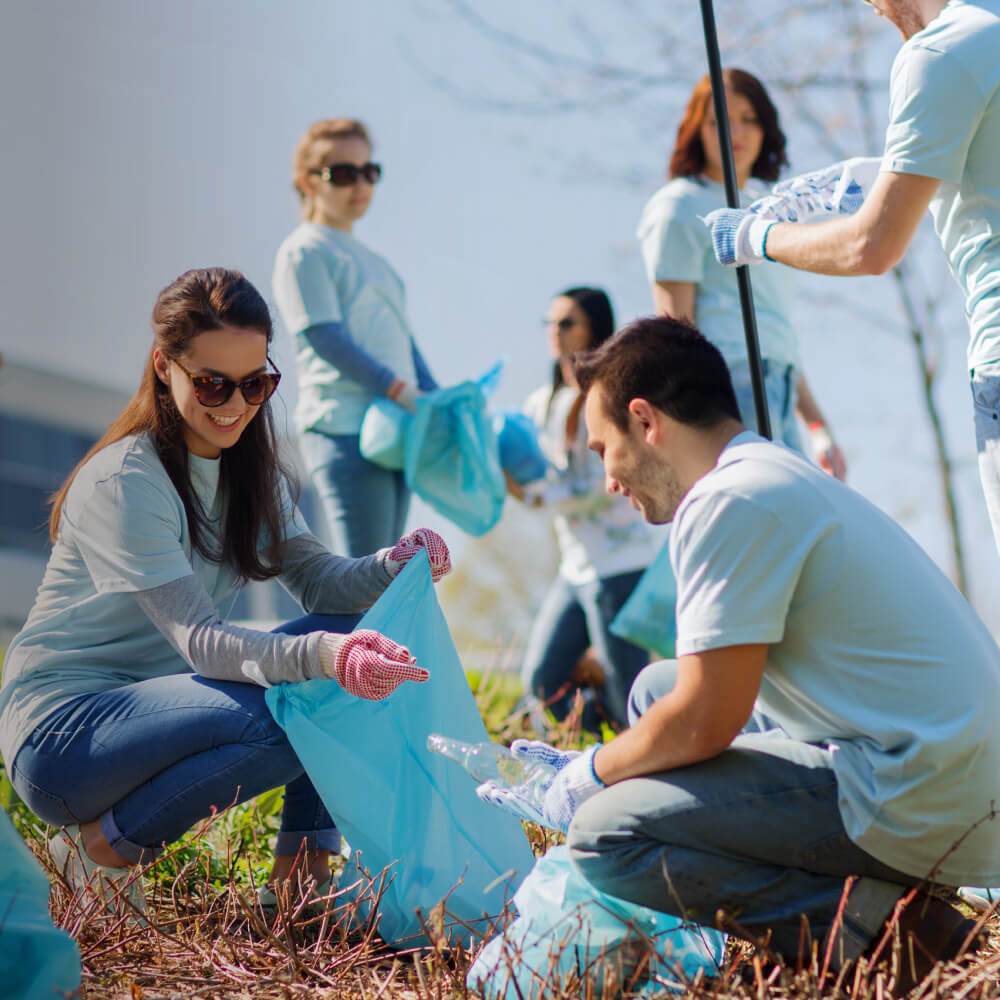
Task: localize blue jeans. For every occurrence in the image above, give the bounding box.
[9,613,357,865]
[520,570,649,730]
[730,360,803,453]
[567,660,914,966]
[971,362,1000,553]
[300,430,410,557]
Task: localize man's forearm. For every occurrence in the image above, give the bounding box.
[592,644,767,785]
[764,216,877,277]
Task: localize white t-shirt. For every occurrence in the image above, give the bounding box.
[636,176,802,371]
[524,384,663,585]
[671,431,1000,884]
[0,433,310,767]
[882,0,1000,368]
[272,222,418,435]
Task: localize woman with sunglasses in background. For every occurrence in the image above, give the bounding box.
[511,287,660,734]
[637,70,846,478]
[273,118,438,557]
[0,267,450,914]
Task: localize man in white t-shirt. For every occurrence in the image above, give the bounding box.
[477,317,1000,989]
[704,0,1000,551]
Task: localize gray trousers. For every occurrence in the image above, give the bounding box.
[566,660,918,964]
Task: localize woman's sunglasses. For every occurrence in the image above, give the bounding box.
[544,317,578,331]
[173,358,281,407]
[311,162,383,187]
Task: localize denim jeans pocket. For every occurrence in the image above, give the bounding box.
[970,373,1000,451]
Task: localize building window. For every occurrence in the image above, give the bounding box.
[0,412,94,554]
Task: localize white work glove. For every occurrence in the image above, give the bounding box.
[749,156,882,223]
[382,527,452,582]
[809,422,847,482]
[702,208,775,267]
[318,629,428,700]
[510,738,581,771]
[388,380,422,415]
[475,744,604,832]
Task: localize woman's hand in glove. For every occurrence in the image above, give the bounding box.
[319,629,428,700]
[384,528,452,582]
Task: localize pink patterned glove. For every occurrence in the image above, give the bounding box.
[319,630,429,700]
[385,528,452,582]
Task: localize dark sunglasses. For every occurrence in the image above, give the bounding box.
[544,317,578,331]
[311,162,382,187]
[172,358,281,407]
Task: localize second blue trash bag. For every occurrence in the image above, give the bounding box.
[492,410,549,484]
[609,534,677,659]
[468,845,725,999]
[404,381,507,536]
[266,551,535,946]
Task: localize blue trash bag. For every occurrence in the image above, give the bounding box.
[0,808,81,1000]
[265,550,535,946]
[492,410,549,484]
[609,535,677,659]
[359,360,505,477]
[359,398,411,470]
[404,381,507,536]
[468,845,725,999]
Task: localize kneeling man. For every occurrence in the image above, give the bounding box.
[481,316,1000,986]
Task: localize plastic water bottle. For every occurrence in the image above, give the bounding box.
[426,734,557,790]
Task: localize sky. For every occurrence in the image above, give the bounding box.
[1,0,998,633]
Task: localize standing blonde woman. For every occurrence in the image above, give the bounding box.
[273,119,438,556]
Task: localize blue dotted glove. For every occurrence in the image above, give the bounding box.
[509,739,581,771]
[475,745,604,832]
[750,156,881,223]
[702,208,775,267]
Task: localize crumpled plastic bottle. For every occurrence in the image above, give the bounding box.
[426,734,557,811]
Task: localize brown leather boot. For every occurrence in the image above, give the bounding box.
[870,891,982,993]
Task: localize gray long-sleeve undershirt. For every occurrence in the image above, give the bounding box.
[132,532,394,687]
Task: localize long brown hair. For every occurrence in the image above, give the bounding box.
[668,69,787,183]
[49,268,297,583]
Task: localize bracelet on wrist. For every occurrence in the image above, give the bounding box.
[589,746,607,787]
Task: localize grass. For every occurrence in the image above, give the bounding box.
[4,672,1000,999]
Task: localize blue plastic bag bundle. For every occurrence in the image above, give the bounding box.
[359,397,410,470]
[609,535,677,659]
[404,381,507,536]
[266,551,535,946]
[0,808,81,1000]
[468,845,725,999]
[491,410,549,484]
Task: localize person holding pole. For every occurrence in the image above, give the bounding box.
[703,0,1000,549]
[638,69,845,478]
[477,317,999,991]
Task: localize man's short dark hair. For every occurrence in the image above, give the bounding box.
[573,315,741,430]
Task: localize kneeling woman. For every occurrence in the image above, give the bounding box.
[0,267,450,908]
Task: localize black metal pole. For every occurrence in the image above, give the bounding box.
[698,0,772,439]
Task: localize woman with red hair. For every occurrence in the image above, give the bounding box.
[637,70,845,478]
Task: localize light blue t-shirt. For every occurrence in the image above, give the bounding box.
[272,222,418,435]
[637,177,802,371]
[671,432,1000,884]
[882,0,1000,368]
[0,433,309,767]
[523,384,663,584]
